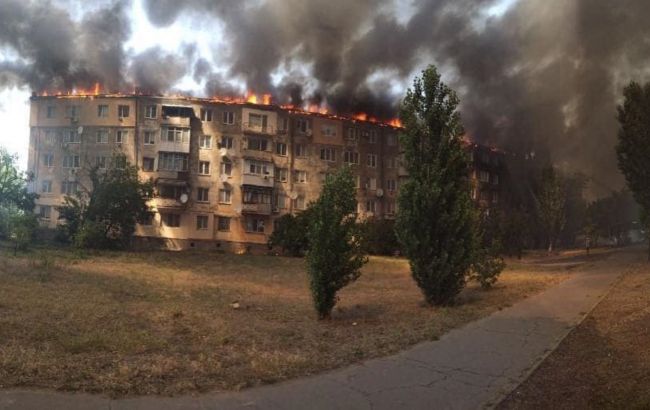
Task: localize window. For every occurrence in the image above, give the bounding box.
[247,137,268,151]
[196,215,209,230]
[246,217,265,233]
[221,158,232,176]
[116,130,127,144]
[243,188,271,204]
[246,160,271,176]
[296,118,310,133]
[347,127,359,140]
[198,161,210,175]
[39,205,51,219]
[97,105,108,118]
[158,152,188,171]
[294,170,307,183]
[218,216,231,231]
[142,157,155,171]
[65,105,79,119]
[145,105,157,119]
[387,179,397,192]
[43,153,54,167]
[366,177,377,190]
[61,181,78,195]
[144,131,155,145]
[492,174,499,185]
[295,143,307,157]
[293,196,306,210]
[163,213,181,228]
[162,127,190,143]
[96,156,107,169]
[492,192,499,204]
[199,135,212,149]
[320,147,336,162]
[368,130,377,144]
[387,134,397,146]
[159,184,183,199]
[274,193,287,209]
[96,130,108,144]
[118,105,130,118]
[321,124,337,137]
[63,129,80,143]
[278,117,288,132]
[200,108,213,122]
[63,155,80,168]
[386,201,396,215]
[44,130,57,145]
[220,136,233,149]
[355,175,361,189]
[41,180,52,193]
[386,157,396,169]
[344,151,359,164]
[366,200,376,213]
[367,153,377,168]
[219,189,232,204]
[276,142,287,156]
[222,111,235,125]
[197,187,209,202]
[46,106,56,118]
[479,170,490,183]
[275,168,288,182]
[248,113,268,130]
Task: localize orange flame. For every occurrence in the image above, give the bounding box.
[387,118,402,128]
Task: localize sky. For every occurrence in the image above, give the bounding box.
[0,0,516,170]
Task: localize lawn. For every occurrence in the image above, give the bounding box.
[0,245,570,397]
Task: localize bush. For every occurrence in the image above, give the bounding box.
[8,212,39,251]
[268,209,313,256]
[358,218,401,256]
[470,249,505,289]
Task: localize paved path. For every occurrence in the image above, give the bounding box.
[1,250,634,410]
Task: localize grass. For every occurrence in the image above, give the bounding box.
[0,244,571,397]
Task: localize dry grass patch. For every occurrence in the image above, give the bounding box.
[0,245,571,397]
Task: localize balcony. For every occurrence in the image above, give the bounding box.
[243,122,275,135]
[158,140,190,153]
[242,173,274,188]
[160,116,190,127]
[397,166,409,177]
[241,202,272,215]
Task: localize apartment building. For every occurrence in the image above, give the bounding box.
[27,94,504,252]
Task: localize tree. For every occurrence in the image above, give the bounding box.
[57,155,154,249]
[268,208,313,256]
[358,217,401,256]
[616,81,650,259]
[536,167,566,253]
[306,166,367,319]
[395,65,479,306]
[0,148,38,250]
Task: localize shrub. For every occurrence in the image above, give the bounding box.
[358,218,401,256]
[470,248,505,289]
[268,208,313,256]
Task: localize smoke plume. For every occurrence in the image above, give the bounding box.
[2,0,650,194]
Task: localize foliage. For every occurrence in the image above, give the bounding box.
[57,155,154,249]
[0,148,37,212]
[395,65,479,306]
[587,189,639,245]
[535,167,566,252]
[558,173,588,248]
[469,211,506,288]
[500,208,530,258]
[616,81,650,258]
[306,166,367,319]
[9,212,39,251]
[357,217,401,256]
[268,208,313,256]
[470,248,506,289]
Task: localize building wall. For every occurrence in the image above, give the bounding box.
[28,95,504,250]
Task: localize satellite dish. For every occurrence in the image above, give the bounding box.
[77,126,83,134]
[376,189,384,197]
[219,148,228,157]
[220,174,229,182]
[179,193,189,204]
[289,191,298,200]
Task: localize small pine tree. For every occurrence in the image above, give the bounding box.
[306,166,367,319]
[616,81,650,260]
[395,65,479,306]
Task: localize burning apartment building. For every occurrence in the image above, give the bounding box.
[27,92,505,252]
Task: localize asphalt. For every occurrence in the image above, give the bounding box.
[1,250,634,410]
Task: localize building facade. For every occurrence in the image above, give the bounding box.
[27,94,504,252]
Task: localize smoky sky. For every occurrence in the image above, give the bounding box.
[2,0,650,194]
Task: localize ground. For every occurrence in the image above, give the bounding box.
[0,244,569,397]
[499,249,650,409]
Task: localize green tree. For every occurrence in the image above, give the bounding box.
[536,167,566,253]
[616,81,650,259]
[268,208,314,256]
[57,155,154,249]
[306,166,367,319]
[0,148,38,249]
[395,65,479,306]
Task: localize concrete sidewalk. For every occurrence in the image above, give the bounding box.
[1,251,633,410]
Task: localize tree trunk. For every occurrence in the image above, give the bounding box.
[547,239,553,254]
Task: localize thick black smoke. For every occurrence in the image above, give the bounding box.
[2,0,650,194]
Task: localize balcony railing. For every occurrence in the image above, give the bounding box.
[242,173,274,188]
[160,115,190,127]
[241,202,272,215]
[242,122,275,135]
